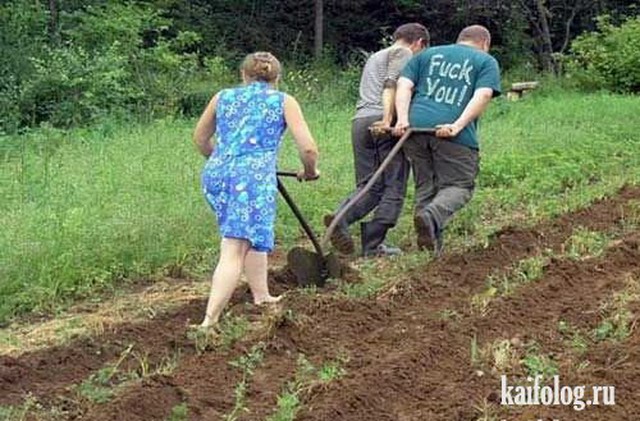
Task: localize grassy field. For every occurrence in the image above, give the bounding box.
[1,86,639,324]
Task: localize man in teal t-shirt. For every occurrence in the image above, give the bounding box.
[394,25,501,256]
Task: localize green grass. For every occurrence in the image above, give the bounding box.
[166,403,189,421]
[338,251,428,299]
[593,276,640,342]
[471,255,548,315]
[0,397,37,421]
[219,314,251,349]
[338,258,397,299]
[620,199,640,232]
[558,321,589,355]
[74,344,134,404]
[564,227,610,259]
[266,354,346,421]
[1,87,640,323]
[224,343,266,421]
[491,255,548,294]
[521,342,559,378]
[0,395,63,421]
[1,118,212,321]
[187,313,250,354]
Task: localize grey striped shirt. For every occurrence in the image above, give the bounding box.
[354,45,413,119]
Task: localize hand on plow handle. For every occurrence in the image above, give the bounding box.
[369,120,392,140]
[277,170,320,182]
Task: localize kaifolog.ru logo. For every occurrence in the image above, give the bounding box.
[500,375,615,411]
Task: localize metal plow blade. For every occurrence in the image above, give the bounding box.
[286,247,343,287]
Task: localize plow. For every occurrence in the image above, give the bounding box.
[279,127,436,286]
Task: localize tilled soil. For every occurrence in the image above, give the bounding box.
[1,186,640,420]
[295,234,640,421]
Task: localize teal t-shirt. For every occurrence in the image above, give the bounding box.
[401,44,501,149]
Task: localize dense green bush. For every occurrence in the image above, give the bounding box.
[0,0,47,133]
[20,44,131,127]
[177,57,237,117]
[0,0,360,131]
[180,56,362,119]
[0,1,203,131]
[566,15,640,93]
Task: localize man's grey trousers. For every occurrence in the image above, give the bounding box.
[340,115,409,228]
[403,133,479,233]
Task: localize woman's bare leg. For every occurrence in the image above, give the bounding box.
[201,238,250,327]
[244,249,281,305]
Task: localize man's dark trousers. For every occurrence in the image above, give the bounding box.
[403,133,479,234]
[338,115,409,251]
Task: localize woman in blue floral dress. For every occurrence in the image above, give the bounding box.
[193,52,320,328]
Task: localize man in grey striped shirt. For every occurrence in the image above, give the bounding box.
[325,23,429,257]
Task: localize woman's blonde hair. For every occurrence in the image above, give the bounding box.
[241,52,281,83]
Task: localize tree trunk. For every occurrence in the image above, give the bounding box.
[559,0,596,54]
[314,0,323,59]
[48,0,58,43]
[560,6,578,54]
[535,0,556,72]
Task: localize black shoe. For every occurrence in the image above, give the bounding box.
[414,212,434,250]
[361,220,399,257]
[414,212,444,257]
[324,214,354,255]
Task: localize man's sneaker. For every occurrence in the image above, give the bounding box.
[323,214,355,255]
[363,243,403,258]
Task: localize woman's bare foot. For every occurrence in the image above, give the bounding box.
[199,313,219,328]
[186,320,219,340]
[187,322,215,332]
[253,294,283,306]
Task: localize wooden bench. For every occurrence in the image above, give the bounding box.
[507,81,540,100]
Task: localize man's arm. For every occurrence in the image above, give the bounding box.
[380,80,397,127]
[379,47,413,128]
[435,87,494,138]
[393,76,414,136]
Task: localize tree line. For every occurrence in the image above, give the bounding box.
[134,0,637,69]
[1,0,637,133]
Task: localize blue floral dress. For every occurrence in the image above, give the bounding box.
[202,81,287,252]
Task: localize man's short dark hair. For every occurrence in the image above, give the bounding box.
[457,25,491,44]
[393,23,430,47]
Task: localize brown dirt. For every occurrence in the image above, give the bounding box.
[292,234,640,421]
[84,375,187,421]
[0,279,209,357]
[1,186,639,420]
[0,269,295,407]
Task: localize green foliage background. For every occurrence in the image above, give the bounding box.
[566,15,640,93]
[0,0,638,132]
